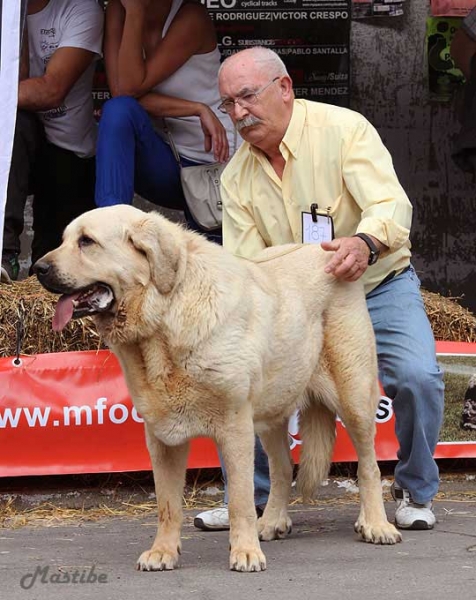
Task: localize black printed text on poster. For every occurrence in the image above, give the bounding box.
[201,0,351,106]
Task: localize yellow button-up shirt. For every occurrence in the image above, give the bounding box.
[221,99,413,294]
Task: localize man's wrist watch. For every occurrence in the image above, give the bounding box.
[353,233,380,265]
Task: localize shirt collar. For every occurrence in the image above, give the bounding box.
[280,99,306,160]
[247,99,306,161]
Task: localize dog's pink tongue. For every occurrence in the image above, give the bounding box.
[53,294,78,332]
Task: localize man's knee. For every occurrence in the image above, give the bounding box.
[99,96,142,129]
[389,361,444,412]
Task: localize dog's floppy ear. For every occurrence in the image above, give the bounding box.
[128,215,181,294]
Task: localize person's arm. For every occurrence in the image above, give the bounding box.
[19,0,103,111]
[114,0,215,97]
[18,46,96,111]
[320,117,411,282]
[139,93,230,162]
[342,118,412,251]
[103,0,125,97]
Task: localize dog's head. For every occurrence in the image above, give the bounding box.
[33,205,185,341]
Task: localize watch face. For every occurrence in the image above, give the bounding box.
[368,246,380,265]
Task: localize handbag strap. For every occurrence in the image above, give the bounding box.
[163,119,182,166]
[163,117,238,166]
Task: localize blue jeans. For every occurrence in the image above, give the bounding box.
[221,436,270,508]
[367,265,444,504]
[95,96,222,242]
[222,264,444,507]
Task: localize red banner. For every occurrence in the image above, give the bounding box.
[1,341,475,477]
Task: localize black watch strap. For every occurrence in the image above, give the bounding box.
[353,233,380,265]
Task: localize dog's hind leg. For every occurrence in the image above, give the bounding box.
[256,421,293,541]
[332,380,402,544]
[320,291,402,545]
[137,425,190,571]
[218,406,267,572]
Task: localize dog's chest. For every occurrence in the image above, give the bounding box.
[146,386,219,446]
[150,411,207,445]
[122,360,222,445]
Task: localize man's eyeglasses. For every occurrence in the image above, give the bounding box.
[218,77,280,114]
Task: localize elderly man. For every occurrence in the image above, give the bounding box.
[194,46,444,532]
[1,0,103,282]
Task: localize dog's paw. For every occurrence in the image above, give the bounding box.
[257,514,292,541]
[354,520,402,545]
[137,546,180,571]
[230,547,267,572]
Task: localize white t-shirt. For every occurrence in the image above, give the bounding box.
[151,0,237,163]
[27,0,104,158]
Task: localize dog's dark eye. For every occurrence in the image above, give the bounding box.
[78,235,95,248]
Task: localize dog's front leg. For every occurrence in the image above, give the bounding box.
[218,413,266,572]
[137,424,190,571]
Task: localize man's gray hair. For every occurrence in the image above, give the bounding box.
[219,47,289,79]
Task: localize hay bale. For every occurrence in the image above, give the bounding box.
[0,279,475,358]
[421,289,476,343]
[0,277,105,357]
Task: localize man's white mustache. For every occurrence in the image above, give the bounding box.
[236,115,263,131]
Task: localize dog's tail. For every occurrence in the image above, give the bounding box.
[296,397,336,502]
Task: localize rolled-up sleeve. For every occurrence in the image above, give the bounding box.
[342,119,413,254]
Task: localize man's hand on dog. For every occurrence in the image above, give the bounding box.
[321,236,371,282]
[321,235,388,281]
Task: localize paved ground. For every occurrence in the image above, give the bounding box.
[1,474,476,600]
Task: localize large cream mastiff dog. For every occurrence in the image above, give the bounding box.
[34,205,401,572]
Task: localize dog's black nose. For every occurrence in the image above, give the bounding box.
[32,260,50,278]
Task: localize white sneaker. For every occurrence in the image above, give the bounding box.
[194,507,230,531]
[391,482,436,530]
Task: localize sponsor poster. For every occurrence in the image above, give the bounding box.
[92,55,109,122]
[0,341,475,477]
[93,0,110,120]
[205,0,351,106]
[352,0,406,19]
[92,0,351,115]
[427,17,465,101]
